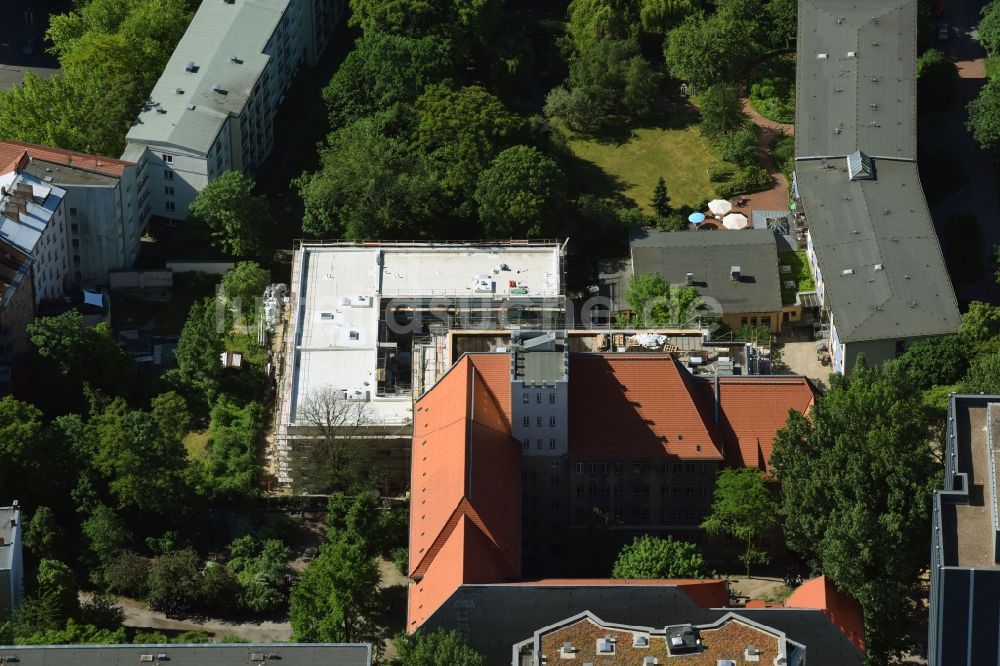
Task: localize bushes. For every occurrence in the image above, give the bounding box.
[748,57,796,124]
[715,166,772,198]
[770,133,794,179]
[708,167,735,182]
[716,125,758,167]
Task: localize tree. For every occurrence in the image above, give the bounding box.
[296,118,446,239]
[664,13,756,91]
[716,125,759,167]
[700,469,777,577]
[175,298,225,403]
[771,361,940,663]
[967,77,1000,152]
[978,0,1000,56]
[103,551,152,599]
[27,311,133,392]
[612,535,708,578]
[81,505,131,571]
[916,49,957,111]
[347,0,503,51]
[624,273,704,325]
[393,628,485,666]
[295,387,376,493]
[188,171,270,257]
[639,0,700,34]
[200,562,241,614]
[963,351,1000,393]
[543,85,604,133]
[23,507,60,561]
[147,549,203,614]
[474,146,566,238]
[325,491,407,560]
[226,536,291,613]
[698,83,747,141]
[221,262,270,342]
[14,619,127,646]
[36,560,80,621]
[289,538,384,645]
[322,33,454,130]
[960,301,1000,345]
[891,336,970,390]
[203,398,263,499]
[413,85,519,202]
[650,176,671,217]
[566,0,640,51]
[565,38,657,123]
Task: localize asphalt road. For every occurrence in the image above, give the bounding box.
[0,0,62,90]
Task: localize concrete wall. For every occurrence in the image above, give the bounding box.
[65,184,124,287]
[513,382,569,457]
[32,200,69,304]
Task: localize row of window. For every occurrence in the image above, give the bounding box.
[523,438,557,450]
[569,506,707,524]
[574,484,710,498]
[576,461,711,476]
[740,315,772,328]
[522,416,558,427]
[522,392,557,404]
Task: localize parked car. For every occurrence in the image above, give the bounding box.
[21,37,35,56]
[937,23,950,41]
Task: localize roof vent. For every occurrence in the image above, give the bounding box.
[842,268,854,276]
[186,104,196,110]
[212,84,224,93]
[185,61,196,72]
[817,53,828,59]
[230,55,242,63]
[156,108,167,114]
[874,263,883,271]
[685,272,694,286]
[847,51,856,57]
[175,88,184,94]
[730,266,741,281]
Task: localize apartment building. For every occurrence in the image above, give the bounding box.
[928,395,1000,665]
[0,244,33,388]
[0,166,69,306]
[514,610,807,666]
[0,141,142,288]
[0,502,22,621]
[122,0,343,221]
[793,0,959,373]
[272,241,565,494]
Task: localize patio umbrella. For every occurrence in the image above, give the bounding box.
[722,212,749,230]
[708,199,732,216]
[687,212,706,224]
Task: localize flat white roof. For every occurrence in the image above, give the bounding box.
[284,243,562,427]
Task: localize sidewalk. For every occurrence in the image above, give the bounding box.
[739,98,794,214]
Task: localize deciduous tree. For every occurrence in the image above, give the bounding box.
[624,273,704,325]
[393,628,485,666]
[188,171,270,257]
[967,76,1000,152]
[146,549,203,615]
[612,535,708,578]
[221,262,270,342]
[174,298,225,404]
[701,469,777,577]
[771,360,940,663]
[474,146,566,238]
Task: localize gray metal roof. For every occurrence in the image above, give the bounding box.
[0,644,371,666]
[425,584,863,666]
[124,0,290,155]
[795,0,917,160]
[0,506,17,572]
[795,155,959,342]
[630,229,783,314]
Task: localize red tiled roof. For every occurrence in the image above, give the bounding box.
[569,355,723,461]
[704,377,815,471]
[786,576,866,653]
[0,140,133,178]
[408,355,521,630]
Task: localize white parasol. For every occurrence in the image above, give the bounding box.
[722,213,749,230]
[708,199,733,216]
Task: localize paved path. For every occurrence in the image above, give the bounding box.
[739,97,795,215]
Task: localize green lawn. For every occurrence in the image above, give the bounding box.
[563,122,735,211]
[778,251,814,305]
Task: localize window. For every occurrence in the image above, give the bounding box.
[576,485,584,498]
[522,393,529,403]
[761,316,771,328]
[687,485,695,496]
[601,485,610,498]
[549,417,556,427]
[164,170,174,181]
[687,463,696,474]
[523,439,530,450]
[588,463,597,475]
[673,486,682,497]
[551,498,560,509]
[614,485,622,497]
[549,393,556,404]
[550,475,559,487]
[536,439,543,450]
[740,317,748,325]
[614,462,622,475]
[661,485,670,498]
[700,485,709,497]
[536,393,542,404]
[71,239,79,248]
[549,438,556,450]
[165,185,175,196]
[70,223,78,233]
[588,483,597,497]
[699,463,708,476]
[673,463,682,474]
[750,317,758,326]
[69,207,77,216]
[601,462,610,475]
[536,417,543,427]
[641,485,650,498]
[576,462,584,475]
[162,154,173,163]
[523,417,530,427]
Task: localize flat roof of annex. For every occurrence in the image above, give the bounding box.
[284,241,563,427]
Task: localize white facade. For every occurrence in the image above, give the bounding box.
[123,0,344,221]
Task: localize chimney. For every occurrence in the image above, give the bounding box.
[713,373,720,423]
[685,272,694,286]
[730,266,741,281]
[5,202,19,223]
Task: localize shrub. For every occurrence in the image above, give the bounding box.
[716,126,758,168]
[393,547,409,578]
[708,167,736,182]
[770,133,794,179]
[748,57,796,123]
[616,207,652,227]
[715,166,772,198]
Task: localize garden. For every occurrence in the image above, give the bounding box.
[748,56,796,124]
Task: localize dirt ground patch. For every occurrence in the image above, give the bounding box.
[779,339,830,389]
